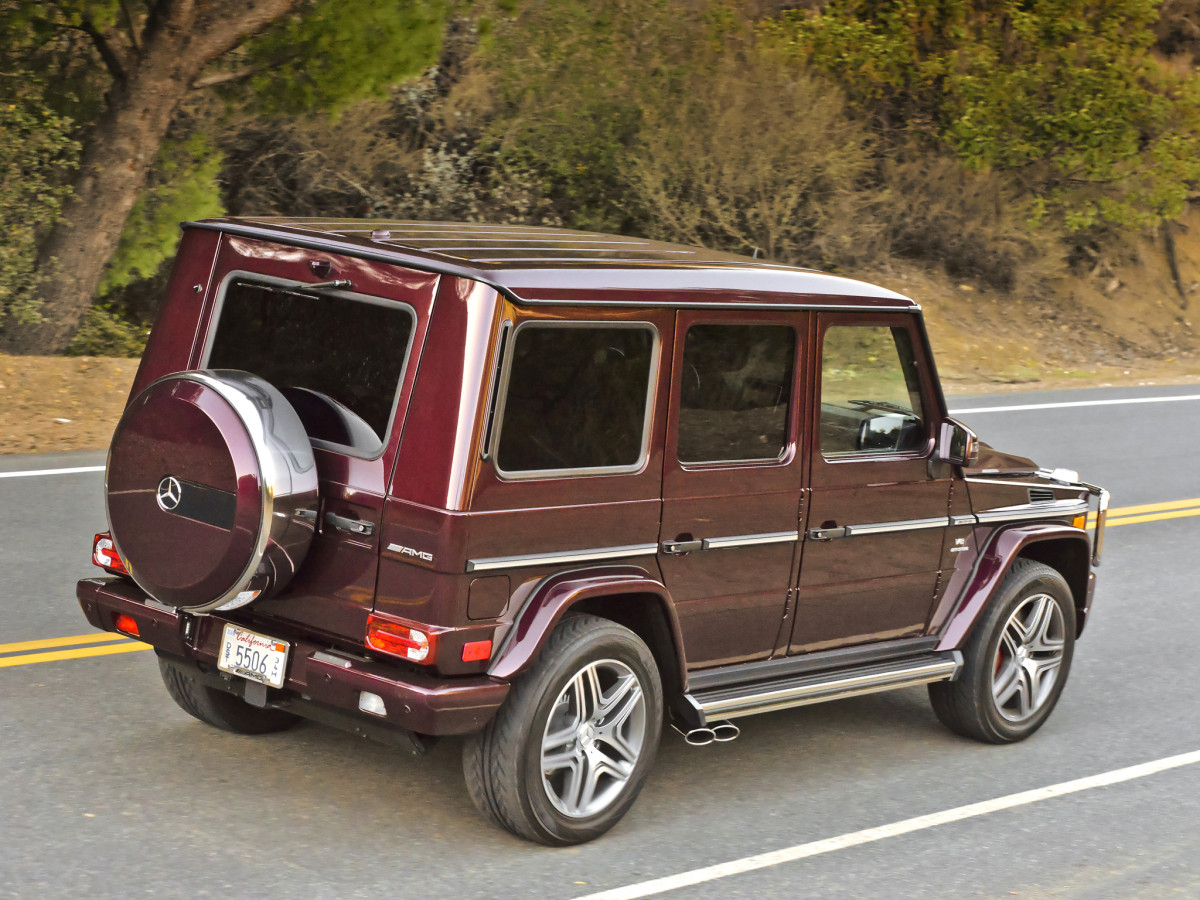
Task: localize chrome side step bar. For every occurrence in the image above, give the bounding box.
[688,651,962,723]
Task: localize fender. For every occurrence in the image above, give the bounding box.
[936,522,1091,651]
[487,564,687,686]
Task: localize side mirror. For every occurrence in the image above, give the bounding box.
[937,418,979,467]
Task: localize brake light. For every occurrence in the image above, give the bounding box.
[365,614,436,664]
[92,533,129,575]
[113,613,140,638]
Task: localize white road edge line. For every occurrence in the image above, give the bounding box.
[951,393,1200,414]
[576,748,1200,900]
[0,465,105,480]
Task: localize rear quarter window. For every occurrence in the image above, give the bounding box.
[494,323,658,477]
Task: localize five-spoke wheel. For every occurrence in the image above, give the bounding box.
[930,559,1076,743]
[540,658,648,818]
[463,614,663,845]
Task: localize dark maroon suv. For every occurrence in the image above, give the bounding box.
[79,218,1109,844]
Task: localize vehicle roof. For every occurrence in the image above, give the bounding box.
[186,217,916,310]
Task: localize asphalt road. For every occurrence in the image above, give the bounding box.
[3,385,1200,899]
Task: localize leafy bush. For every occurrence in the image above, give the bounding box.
[777,0,1200,234]
[628,47,878,267]
[0,92,79,326]
[66,304,148,357]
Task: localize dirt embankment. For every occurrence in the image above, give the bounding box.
[3,213,1200,455]
[0,356,140,454]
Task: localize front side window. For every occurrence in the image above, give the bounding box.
[820,324,926,457]
[495,324,657,475]
[677,323,795,464]
[207,279,414,456]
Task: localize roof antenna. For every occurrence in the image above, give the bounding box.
[752,247,761,259]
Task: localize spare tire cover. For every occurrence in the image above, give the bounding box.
[107,370,319,613]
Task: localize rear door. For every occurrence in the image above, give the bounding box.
[657,310,806,669]
[789,313,952,653]
[196,237,437,641]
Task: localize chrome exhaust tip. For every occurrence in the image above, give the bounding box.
[711,720,740,742]
[671,722,738,746]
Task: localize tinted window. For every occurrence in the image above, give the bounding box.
[820,325,925,456]
[677,324,794,463]
[495,325,656,474]
[207,280,413,455]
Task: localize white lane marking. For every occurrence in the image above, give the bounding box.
[577,749,1200,900]
[0,465,105,480]
[951,393,1200,414]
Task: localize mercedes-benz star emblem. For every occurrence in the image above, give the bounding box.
[156,476,183,512]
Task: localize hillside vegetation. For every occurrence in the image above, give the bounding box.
[2,0,1200,379]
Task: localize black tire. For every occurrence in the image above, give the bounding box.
[158,657,301,735]
[463,614,663,845]
[930,559,1076,744]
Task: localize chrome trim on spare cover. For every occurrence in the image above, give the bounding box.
[700,530,799,550]
[466,543,659,573]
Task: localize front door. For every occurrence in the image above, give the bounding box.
[789,313,952,653]
[657,311,806,669]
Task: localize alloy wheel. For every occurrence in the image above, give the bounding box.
[540,659,647,818]
[991,593,1066,723]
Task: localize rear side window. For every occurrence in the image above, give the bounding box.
[495,324,657,475]
[677,323,795,463]
[206,279,414,456]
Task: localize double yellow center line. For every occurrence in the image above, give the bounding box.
[1094,496,1200,529]
[0,631,151,668]
[4,496,1200,670]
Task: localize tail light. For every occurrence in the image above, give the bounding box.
[366,614,437,664]
[92,532,129,576]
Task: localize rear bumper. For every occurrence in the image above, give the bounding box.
[78,577,509,740]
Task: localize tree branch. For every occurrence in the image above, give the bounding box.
[191,64,261,89]
[78,17,131,83]
[120,0,143,53]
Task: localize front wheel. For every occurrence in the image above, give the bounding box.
[463,614,663,845]
[930,559,1075,744]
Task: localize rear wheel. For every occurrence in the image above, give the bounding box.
[930,559,1075,743]
[158,656,300,735]
[463,614,663,845]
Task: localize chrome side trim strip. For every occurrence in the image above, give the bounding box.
[843,516,950,537]
[697,656,961,720]
[965,477,1078,490]
[701,530,799,550]
[973,500,1089,524]
[466,542,659,573]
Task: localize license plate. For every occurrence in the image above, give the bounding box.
[218,624,290,689]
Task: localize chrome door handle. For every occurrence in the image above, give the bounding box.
[325,512,375,536]
[808,526,847,542]
[661,539,703,555]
